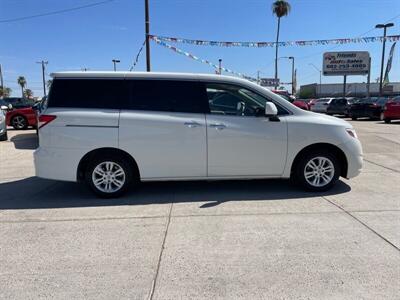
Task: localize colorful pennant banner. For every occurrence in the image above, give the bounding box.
[152,37,257,81]
[150,34,400,48]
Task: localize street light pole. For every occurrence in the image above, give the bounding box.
[280,56,295,95]
[218,59,222,75]
[112,59,120,71]
[145,0,151,72]
[36,60,48,97]
[309,63,322,97]
[0,64,3,88]
[288,56,295,95]
[375,22,394,97]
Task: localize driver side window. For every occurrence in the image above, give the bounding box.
[206,83,264,117]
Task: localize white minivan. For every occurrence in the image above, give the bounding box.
[34,72,363,197]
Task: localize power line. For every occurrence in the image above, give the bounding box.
[129,40,146,71]
[0,0,117,23]
[296,12,400,61]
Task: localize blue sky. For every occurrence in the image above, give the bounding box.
[1,0,399,97]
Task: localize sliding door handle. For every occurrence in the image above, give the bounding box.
[209,123,226,130]
[184,121,201,128]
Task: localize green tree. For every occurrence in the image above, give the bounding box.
[272,0,291,89]
[299,87,314,99]
[0,86,12,98]
[24,88,33,98]
[17,76,27,98]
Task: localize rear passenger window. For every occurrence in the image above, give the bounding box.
[48,79,126,109]
[127,80,208,113]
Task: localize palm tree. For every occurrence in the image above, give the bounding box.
[272,0,291,89]
[24,88,33,99]
[17,76,26,98]
[0,86,12,98]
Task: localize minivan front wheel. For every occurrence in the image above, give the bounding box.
[293,151,340,192]
[85,156,133,198]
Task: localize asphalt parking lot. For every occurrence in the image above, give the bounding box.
[0,120,399,299]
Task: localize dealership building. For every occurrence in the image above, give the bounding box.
[299,82,400,98]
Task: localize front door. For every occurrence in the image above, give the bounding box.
[205,83,288,177]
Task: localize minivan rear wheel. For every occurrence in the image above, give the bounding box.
[293,151,340,192]
[85,155,133,198]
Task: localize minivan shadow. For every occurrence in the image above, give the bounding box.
[10,133,38,150]
[0,177,351,210]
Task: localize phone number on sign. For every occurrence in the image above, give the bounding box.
[326,64,367,69]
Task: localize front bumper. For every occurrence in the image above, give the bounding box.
[338,138,363,179]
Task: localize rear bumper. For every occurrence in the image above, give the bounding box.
[383,111,400,119]
[349,109,381,118]
[337,139,363,179]
[34,147,81,182]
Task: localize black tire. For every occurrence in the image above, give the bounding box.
[11,115,28,130]
[384,119,391,124]
[292,150,341,192]
[351,116,357,121]
[84,155,134,198]
[0,132,7,141]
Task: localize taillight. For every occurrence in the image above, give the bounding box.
[38,115,56,128]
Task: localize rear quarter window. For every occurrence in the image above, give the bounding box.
[48,79,126,109]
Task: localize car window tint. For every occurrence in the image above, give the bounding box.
[206,83,288,116]
[48,79,126,109]
[127,80,207,113]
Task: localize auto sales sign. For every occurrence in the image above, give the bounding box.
[323,51,370,76]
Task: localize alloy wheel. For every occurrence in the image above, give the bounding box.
[13,116,26,129]
[304,156,335,187]
[91,161,126,193]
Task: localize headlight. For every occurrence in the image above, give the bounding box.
[346,128,358,139]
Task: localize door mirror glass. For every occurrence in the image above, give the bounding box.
[236,101,246,116]
[265,102,278,116]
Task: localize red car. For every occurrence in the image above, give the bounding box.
[382,96,400,123]
[271,90,309,110]
[6,107,38,130]
[292,99,310,110]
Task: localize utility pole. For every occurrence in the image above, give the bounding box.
[366,57,371,98]
[375,22,394,97]
[145,0,151,72]
[309,63,322,97]
[218,59,222,75]
[0,64,3,88]
[257,70,260,85]
[112,59,120,71]
[36,60,48,97]
[343,75,347,97]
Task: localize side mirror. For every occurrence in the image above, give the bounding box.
[0,105,8,111]
[236,101,246,116]
[265,102,278,116]
[8,104,13,110]
[265,102,279,121]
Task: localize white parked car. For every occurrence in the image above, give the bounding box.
[311,98,334,113]
[34,72,363,197]
[0,103,8,141]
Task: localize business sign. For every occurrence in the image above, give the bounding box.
[323,51,370,76]
[260,78,280,87]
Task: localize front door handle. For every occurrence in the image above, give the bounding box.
[209,123,226,130]
[184,121,201,128]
